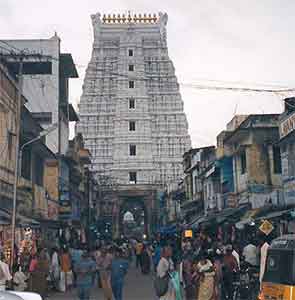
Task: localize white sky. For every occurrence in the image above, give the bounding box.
[1,0,294,147]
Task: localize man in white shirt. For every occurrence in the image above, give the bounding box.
[260,241,270,285]
[0,254,12,290]
[232,245,240,269]
[243,241,258,266]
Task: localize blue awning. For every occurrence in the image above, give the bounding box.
[158,224,177,234]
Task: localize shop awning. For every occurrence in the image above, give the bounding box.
[235,209,260,230]
[193,206,248,229]
[0,209,41,228]
[256,209,291,221]
[158,224,177,234]
[191,215,207,229]
[235,206,293,229]
[16,214,40,228]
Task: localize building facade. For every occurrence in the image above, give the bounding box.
[76,12,191,236]
[279,97,295,205]
[219,114,283,209]
[1,35,78,155]
[77,12,191,185]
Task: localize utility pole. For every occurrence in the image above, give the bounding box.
[11,58,23,269]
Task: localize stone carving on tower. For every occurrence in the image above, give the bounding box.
[77,11,192,187]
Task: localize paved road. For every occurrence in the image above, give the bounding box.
[49,266,156,300]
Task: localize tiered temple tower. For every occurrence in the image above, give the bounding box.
[77,12,191,187]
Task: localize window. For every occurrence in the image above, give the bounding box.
[240,150,247,174]
[129,121,136,131]
[128,64,134,71]
[128,49,134,57]
[129,98,135,109]
[21,147,31,180]
[273,146,282,174]
[7,131,13,160]
[34,154,44,186]
[129,172,137,184]
[129,144,136,156]
[129,81,135,88]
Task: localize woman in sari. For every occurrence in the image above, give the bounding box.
[141,245,151,274]
[30,249,50,298]
[156,246,176,300]
[194,253,216,300]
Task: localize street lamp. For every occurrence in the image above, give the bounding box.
[10,123,58,268]
[18,123,58,175]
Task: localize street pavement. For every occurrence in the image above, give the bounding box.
[49,265,156,300]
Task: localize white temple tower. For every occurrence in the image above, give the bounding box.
[77,12,191,188]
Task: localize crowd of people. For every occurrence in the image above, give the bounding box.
[157,232,270,300]
[0,242,130,300]
[0,232,271,300]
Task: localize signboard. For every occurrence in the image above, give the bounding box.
[280,112,295,139]
[205,166,215,178]
[184,230,193,238]
[48,200,59,220]
[259,220,274,236]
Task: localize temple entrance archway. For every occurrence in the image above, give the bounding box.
[110,185,158,239]
[119,197,147,239]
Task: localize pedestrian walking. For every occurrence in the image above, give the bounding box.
[135,240,143,269]
[13,265,28,292]
[242,240,258,267]
[29,249,50,299]
[259,239,270,286]
[70,245,83,287]
[182,250,195,300]
[60,246,73,292]
[156,246,176,300]
[141,244,151,274]
[212,249,223,300]
[74,249,97,300]
[97,247,113,300]
[0,253,12,291]
[222,245,238,300]
[111,247,129,300]
[50,247,60,291]
[194,252,217,300]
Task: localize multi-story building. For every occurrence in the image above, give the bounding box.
[279,97,295,205]
[1,35,78,154]
[220,114,283,208]
[0,61,56,228]
[0,62,18,210]
[76,12,191,236]
[182,146,216,222]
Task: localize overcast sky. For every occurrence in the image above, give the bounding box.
[1,0,294,147]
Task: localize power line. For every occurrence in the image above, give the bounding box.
[180,83,295,93]
[3,40,295,95]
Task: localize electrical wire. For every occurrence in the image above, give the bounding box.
[2,40,295,94]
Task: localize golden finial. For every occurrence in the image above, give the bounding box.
[112,14,116,23]
[138,13,142,22]
[148,13,152,23]
[153,13,157,22]
[107,14,112,23]
[133,13,137,22]
[122,14,126,23]
[143,13,147,23]
[117,14,121,23]
[127,11,132,22]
